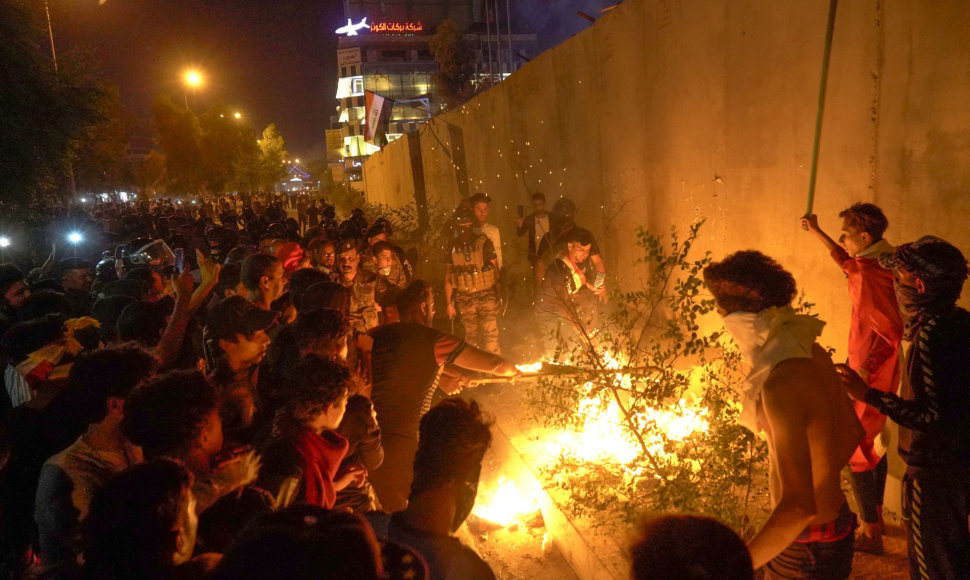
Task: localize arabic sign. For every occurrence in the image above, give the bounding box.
[336,17,425,36]
[370,21,424,34]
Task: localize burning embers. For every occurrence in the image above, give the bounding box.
[514,359,711,469]
[471,476,541,529]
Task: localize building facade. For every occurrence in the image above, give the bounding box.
[333,0,536,186]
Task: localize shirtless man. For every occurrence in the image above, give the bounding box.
[704,251,863,577]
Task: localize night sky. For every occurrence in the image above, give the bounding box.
[52,0,617,155]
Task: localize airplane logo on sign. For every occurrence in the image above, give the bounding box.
[336,17,369,36]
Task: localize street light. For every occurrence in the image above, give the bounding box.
[67,232,83,245]
[234,112,242,119]
[182,69,203,109]
[0,236,11,249]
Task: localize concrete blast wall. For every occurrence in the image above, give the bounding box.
[362,0,970,360]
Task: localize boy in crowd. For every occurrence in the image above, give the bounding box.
[802,203,902,552]
[258,355,365,510]
[204,296,277,444]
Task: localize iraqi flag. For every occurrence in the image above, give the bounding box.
[364,90,394,145]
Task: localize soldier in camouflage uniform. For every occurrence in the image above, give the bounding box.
[332,238,380,333]
[444,207,501,354]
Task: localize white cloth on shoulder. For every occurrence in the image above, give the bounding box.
[721,306,825,432]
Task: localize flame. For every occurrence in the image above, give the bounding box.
[472,476,540,527]
[536,353,711,468]
[516,361,544,374]
[544,387,642,464]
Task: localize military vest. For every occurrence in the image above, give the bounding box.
[451,236,498,293]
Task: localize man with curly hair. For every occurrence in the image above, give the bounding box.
[257,354,365,511]
[704,251,863,578]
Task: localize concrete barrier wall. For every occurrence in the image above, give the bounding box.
[362,0,970,357]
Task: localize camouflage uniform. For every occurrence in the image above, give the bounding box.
[449,233,501,354]
[338,269,380,333]
[455,290,501,354]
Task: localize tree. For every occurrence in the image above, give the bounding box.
[0,0,111,203]
[74,83,133,194]
[152,93,203,194]
[198,101,259,194]
[135,150,167,197]
[257,123,287,190]
[527,222,770,534]
[429,19,475,109]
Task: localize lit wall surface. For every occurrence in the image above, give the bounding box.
[364,0,970,365]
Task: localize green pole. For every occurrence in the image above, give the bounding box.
[806,0,839,216]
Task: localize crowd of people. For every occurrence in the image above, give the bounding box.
[0,189,624,580]
[0,191,965,580]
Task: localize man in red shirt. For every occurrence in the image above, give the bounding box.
[802,203,903,553]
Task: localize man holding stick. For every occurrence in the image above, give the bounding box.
[802,203,902,553]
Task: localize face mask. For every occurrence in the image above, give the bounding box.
[893,281,920,321]
[378,267,392,276]
[451,463,482,532]
[720,310,768,364]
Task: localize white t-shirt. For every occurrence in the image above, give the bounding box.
[534,215,550,250]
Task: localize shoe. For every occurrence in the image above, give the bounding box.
[854,529,884,555]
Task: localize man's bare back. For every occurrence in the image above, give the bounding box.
[747,344,863,568]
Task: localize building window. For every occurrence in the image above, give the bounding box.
[352,77,364,95]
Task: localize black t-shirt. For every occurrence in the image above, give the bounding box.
[370,323,465,438]
[536,255,594,315]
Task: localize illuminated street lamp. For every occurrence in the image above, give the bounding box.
[67,232,83,245]
[234,112,242,119]
[182,69,204,109]
[0,236,10,249]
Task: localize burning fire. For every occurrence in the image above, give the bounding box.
[472,476,540,527]
[516,361,544,374]
[525,355,711,468]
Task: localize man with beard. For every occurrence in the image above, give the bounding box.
[535,228,600,355]
[0,265,30,338]
[535,198,607,296]
[444,207,501,354]
[307,237,337,278]
[333,239,379,334]
[368,280,517,512]
[837,236,970,580]
[704,251,863,578]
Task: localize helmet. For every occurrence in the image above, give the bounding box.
[451,206,474,225]
[552,197,577,220]
[121,238,175,270]
[366,219,393,240]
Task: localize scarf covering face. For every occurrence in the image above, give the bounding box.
[722,306,826,432]
[879,236,970,338]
